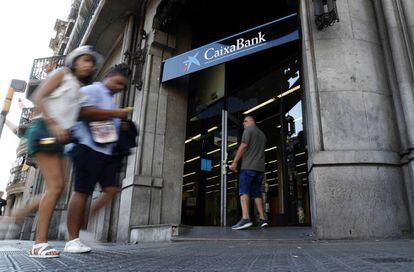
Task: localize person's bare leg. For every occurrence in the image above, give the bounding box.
[67,192,89,240]
[10,196,41,222]
[240,194,250,219]
[254,197,266,220]
[35,153,64,246]
[90,187,118,216]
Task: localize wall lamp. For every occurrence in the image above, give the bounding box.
[314,0,339,30]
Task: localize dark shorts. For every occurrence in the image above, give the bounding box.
[25,119,64,156]
[239,170,264,199]
[72,144,121,195]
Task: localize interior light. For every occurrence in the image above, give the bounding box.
[183,172,196,178]
[243,98,276,114]
[185,156,200,164]
[265,146,277,152]
[228,142,238,148]
[185,133,202,144]
[206,175,219,181]
[192,134,201,140]
[185,127,219,144]
[208,126,218,133]
[277,85,301,98]
[265,160,278,165]
[207,148,220,155]
[243,85,301,115]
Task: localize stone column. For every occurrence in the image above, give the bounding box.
[117,3,191,240]
[301,0,410,238]
[400,0,414,58]
[378,0,414,232]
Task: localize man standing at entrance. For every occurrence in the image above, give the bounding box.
[229,115,268,230]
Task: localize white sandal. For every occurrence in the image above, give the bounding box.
[29,243,60,258]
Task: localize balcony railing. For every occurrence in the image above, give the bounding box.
[17,107,37,138]
[66,0,101,52]
[29,56,65,81]
[7,169,28,188]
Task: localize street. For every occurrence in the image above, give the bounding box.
[1,239,414,271]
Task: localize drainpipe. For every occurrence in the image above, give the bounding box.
[125,0,150,177]
[134,53,152,175]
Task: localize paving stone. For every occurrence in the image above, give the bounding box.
[1,240,414,271]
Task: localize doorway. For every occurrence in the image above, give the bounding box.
[181,41,310,227]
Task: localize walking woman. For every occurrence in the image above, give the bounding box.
[25,46,101,258]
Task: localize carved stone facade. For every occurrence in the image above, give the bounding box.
[7,0,414,242]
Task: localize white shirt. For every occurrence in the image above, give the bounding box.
[72,82,121,156]
[42,67,83,130]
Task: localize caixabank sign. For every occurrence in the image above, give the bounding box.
[161,13,300,83]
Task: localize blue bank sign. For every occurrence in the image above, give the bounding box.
[161,13,299,83]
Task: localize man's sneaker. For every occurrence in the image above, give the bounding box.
[231,218,253,230]
[258,219,269,228]
[63,238,91,253]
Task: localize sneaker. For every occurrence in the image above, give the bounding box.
[258,219,269,228]
[63,238,92,253]
[231,218,253,230]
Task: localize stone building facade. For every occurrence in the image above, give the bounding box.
[6,0,414,242]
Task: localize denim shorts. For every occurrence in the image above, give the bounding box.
[25,119,64,156]
[238,170,264,198]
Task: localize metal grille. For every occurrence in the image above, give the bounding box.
[17,107,36,138]
[69,0,101,50]
[29,56,65,81]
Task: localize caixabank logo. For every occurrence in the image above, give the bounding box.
[162,13,299,82]
[183,52,201,72]
[182,32,266,73]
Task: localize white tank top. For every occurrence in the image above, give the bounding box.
[42,67,84,130]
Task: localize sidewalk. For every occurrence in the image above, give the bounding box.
[1,239,414,271]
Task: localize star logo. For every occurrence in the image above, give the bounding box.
[183,52,201,72]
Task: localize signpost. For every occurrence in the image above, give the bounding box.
[0,79,27,139]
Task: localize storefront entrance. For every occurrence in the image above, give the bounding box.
[180,41,310,227]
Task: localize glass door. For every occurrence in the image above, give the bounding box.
[182,107,242,227]
[181,46,311,227]
[182,100,224,226]
[223,112,244,226]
